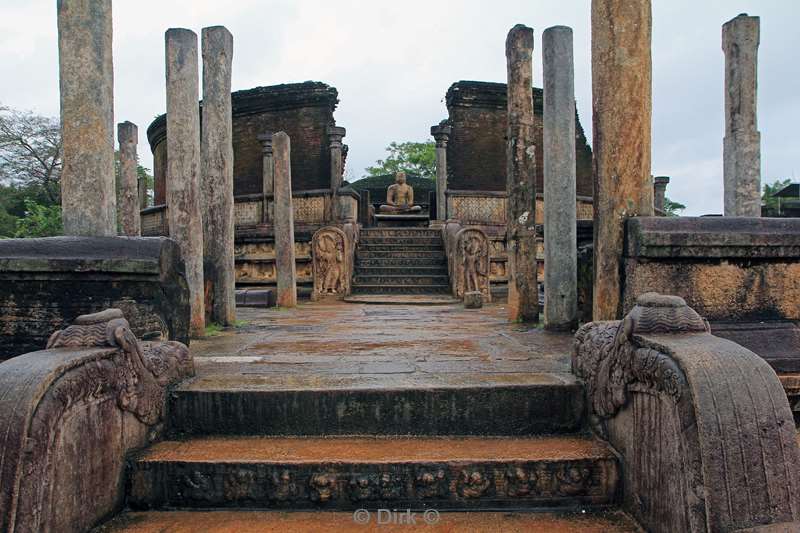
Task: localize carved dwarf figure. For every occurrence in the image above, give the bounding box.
[462,234,488,293]
[379,171,422,213]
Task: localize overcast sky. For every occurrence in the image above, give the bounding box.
[1,0,797,215]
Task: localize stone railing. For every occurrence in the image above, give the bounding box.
[310,221,358,301]
[443,221,491,302]
[0,309,193,533]
[573,292,800,532]
[0,236,190,361]
[445,190,593,226]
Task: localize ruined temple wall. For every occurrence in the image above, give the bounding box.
[444,81,592,197]
[147,82,338,201]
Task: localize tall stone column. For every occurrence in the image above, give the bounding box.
[257,133,274,223]
[431,123,451,221]
[117,121,141,236]
[201,26,235,326]
[327,125,346,221]
[272,132,297,308]
[138,176,148,209]
[723,14,761,217]
[591,0,653,320]
[653,175,670,213]
[505,24,539,323]
[165,28,205,337]
[543,26,577,331]
[57,0,116,236]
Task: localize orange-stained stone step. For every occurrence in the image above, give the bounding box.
[129,435,619,511]
[137,435,613,464]
[97,509,643,533]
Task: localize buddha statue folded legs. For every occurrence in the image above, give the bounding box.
[379,171,422,213]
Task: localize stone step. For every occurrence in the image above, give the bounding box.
[127,435,620,511]
[361,228,441,238]
[357,250,446,259]
[359,236,443,246]
[353,275,450,286]
[98,509,642,532]
[350,284,451,295]
[355,266,449,276]
[168,373,583,436]
[356,257,447,268]
[359,243,444,252]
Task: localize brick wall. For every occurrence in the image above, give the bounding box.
[147,82,339,201]
[444,81,593,197]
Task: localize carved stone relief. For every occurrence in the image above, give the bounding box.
[312,226,351,300]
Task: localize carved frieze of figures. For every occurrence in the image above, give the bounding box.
[311,226,351,300]
[454,228,491,301]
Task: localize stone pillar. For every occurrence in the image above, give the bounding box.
[201,26,235,326]
[57,0,116,237]
[505,24,539,323]
[138,176,148,209]
[165,28,205,337]
[327,125,346,221]
[431,123,451,221]
[543,26,577,331]
[653,175,670,213]
[591,0,654,320]
[116,121,141,236]
[257,133,274,223]
[723,14,761,217]
[272,132,297,308]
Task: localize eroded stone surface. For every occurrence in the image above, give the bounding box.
[723,13,761,217]
[165,28,205,336]
[117,121,141,236]
[272,132,297,307]
[543,25,577,330]
[201,26,236,326]
[505,24,538,322]
[591,0,654,320]
[57,0,116,236]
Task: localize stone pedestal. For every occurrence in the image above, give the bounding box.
[505,24,539,323]
[201,26,235,326]
[272,132,297,308]
[117,121,141,236]
[257,133,274,223]
[543,26,577,331]
[653,175,670,213]
[57,0,116,237]
[464,291,483,309]
[591,0,654,320]
[165,28,205,337]
[723,13,761,217]
[431,123,451,222]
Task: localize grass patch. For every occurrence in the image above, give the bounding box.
[204,323,224,336]
[234,319,250,328]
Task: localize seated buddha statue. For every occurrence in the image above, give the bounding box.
[379,171,422,213]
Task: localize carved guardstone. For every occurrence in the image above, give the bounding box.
[311,226,351,300]
[452,228,491,302]
[573,292,800,533]
[0,309,193,533]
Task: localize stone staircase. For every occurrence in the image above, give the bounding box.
[351,228,451,295]
[97,371,641,531]
[352,227,450,295]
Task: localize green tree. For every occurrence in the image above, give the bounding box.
[365,141,436,180]
[14,199,62,237]
[663,197,686,216]
[762,178,793,214]
[0,104,62,204]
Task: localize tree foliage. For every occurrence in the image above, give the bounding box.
[0,105,62,204]
[0,103,154,238]
[364,141,436,180]
[762,178,793,212]
[663,197,686,216]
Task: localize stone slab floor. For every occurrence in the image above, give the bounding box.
[187,301,576,391]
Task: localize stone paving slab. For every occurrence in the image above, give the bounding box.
[186,302,575,393]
